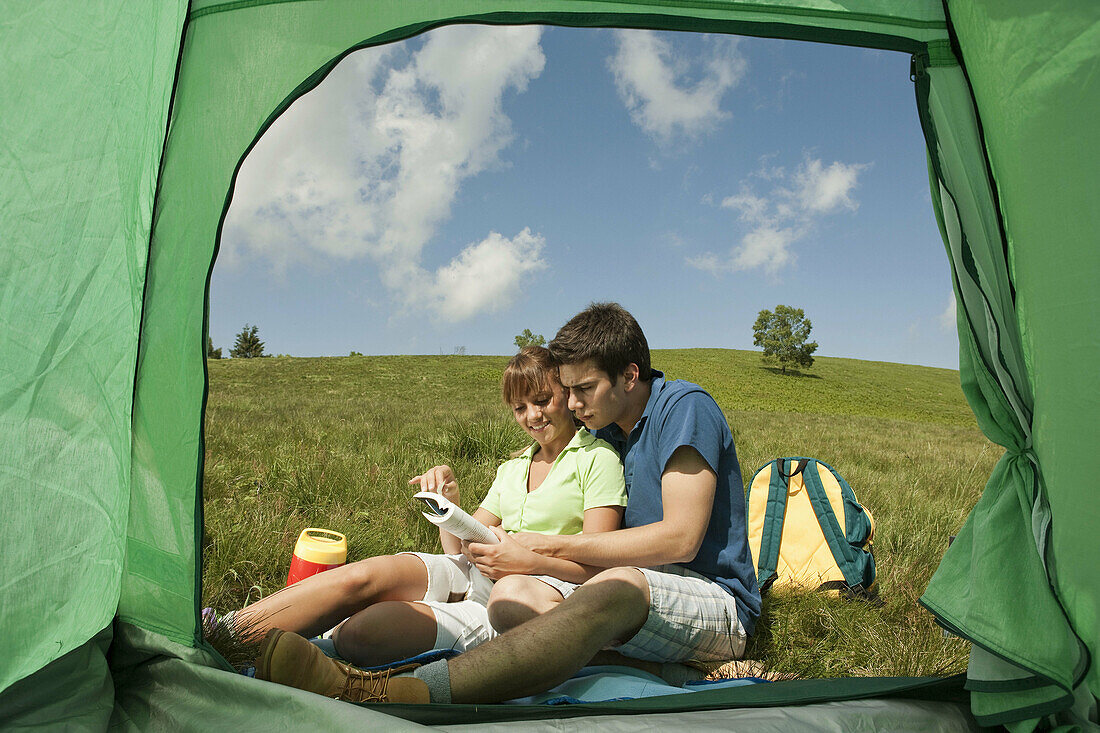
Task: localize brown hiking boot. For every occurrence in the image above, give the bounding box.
[255,628,430,703]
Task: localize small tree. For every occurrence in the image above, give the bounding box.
[514,329,546,349]
[230,324,266,358]
[206,336,222,360]
[753,305,818,374]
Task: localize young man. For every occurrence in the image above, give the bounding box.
[255,302,761,704]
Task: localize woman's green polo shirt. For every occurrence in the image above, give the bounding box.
[479,428,626,535]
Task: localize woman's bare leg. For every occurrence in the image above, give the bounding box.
[232,554,428,640]
[330,601,439,667]
[485,575,565,633]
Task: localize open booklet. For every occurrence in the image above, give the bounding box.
[413,491,500,545]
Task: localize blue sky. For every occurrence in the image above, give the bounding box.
[212,25,959,369]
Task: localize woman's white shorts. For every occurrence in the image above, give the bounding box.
[402,552,498,653]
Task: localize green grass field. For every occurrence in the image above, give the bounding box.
[202,349,996,678]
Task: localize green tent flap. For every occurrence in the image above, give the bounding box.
[2,1,1097,729]
[915,2,1100,725]
[0,0,187,692]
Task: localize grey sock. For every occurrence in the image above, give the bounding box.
[410,660,452,703]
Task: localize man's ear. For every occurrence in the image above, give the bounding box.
[621,363,641,392]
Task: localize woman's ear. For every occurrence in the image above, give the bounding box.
[621,363,640,392]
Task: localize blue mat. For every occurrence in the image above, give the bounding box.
[507,665,759,705]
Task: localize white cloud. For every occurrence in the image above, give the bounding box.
[939,292,957,331]
[221,25,547,320]
[685,252,723,274]
[691,155,867,276]
[608,30,745,143]
[721,191,770,225]
[751,153,786,181]
[794,158,866,213]
[429,229,547,322]
[733,226,800,272]
[688,226,800,276]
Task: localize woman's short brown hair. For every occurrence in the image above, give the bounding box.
[501,346,559,405]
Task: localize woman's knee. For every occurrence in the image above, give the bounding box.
[487,575,561,632]
[588,567,647,591]
[333,554,427,603]
[328,558,380,600]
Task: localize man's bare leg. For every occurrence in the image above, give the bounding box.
[233,554,428,640]
[484,577,683,683]
[447,567,651,703]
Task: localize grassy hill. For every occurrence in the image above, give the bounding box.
[202,349,995,679]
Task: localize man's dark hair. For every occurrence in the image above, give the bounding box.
[548,302,652,381]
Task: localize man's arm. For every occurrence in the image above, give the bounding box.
[512,445,716,568]
[465,505,623,582]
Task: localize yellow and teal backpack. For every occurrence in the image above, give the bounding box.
[746,457,876,595]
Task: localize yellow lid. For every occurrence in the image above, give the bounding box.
[293,528,347,565]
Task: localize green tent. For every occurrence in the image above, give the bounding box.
[2,1,1096,729]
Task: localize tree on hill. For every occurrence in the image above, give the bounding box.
[207,337,222,360]
[230,324,266,358]
[514,329,546,349]
[753,305,818,374]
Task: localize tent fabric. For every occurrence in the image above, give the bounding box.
[1,0,1097,729]
[105,623,425,731]
[0,627,115,731]
[914,2,1100,726]
[432,699,978,732]
[945,0,1100,713]
[0,0,187,692]
[914,59,1089,726]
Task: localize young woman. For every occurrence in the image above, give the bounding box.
[229,346,626,667]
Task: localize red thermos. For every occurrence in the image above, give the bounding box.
[286,528,347,586]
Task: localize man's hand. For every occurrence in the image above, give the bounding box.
[500,446,716,569]
[509,531,561,558]
[465,527,546,580]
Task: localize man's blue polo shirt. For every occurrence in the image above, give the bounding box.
[595,371,761,635]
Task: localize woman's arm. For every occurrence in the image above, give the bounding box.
[409,465,501,555]
[450,508,500,556]
[465,505,623,582]
[581,505,625,534]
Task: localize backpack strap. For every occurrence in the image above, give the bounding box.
[800,460,863,588]
[777,457,810,480]
[756,458,799,592]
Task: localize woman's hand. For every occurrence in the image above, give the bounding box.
[464,526,545,580]
[408,465,459,503]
